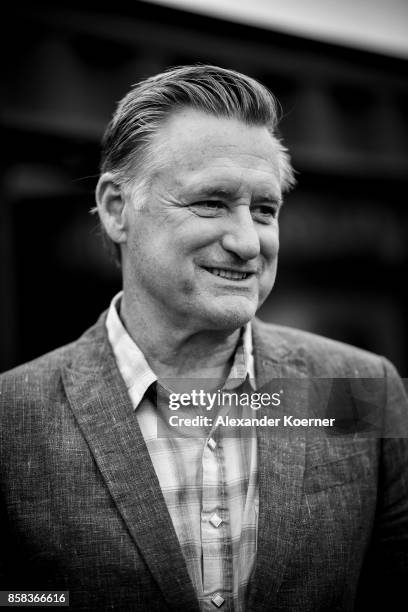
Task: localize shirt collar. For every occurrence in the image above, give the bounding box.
[106,291,255,410]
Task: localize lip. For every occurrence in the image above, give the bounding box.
[201,266,257,281]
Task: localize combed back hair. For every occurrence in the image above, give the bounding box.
[97,64,296,264]
[101,64,295,192]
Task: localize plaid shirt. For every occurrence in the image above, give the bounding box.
[106,293,259,611]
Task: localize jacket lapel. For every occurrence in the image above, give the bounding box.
[62,314,199,612]
[246,320,308,611]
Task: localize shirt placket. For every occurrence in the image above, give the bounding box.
[201,426,233,611]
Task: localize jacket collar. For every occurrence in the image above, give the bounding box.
[248,318,308,611]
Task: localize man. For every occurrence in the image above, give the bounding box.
[1,65,407,611]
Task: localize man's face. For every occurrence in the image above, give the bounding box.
[122,108,282,332]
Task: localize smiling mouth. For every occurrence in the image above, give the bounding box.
[203,267,254,281]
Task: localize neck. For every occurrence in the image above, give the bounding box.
[120,294,241,388]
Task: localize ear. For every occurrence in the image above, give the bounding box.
[95,173,128,244]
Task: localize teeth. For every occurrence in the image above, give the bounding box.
[208,268,248,280]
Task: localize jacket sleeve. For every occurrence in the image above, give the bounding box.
[356,358,408,610]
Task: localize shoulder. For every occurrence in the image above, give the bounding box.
[252,318,391,378]
[0,343,74,398]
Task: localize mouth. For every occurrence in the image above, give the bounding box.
[202,267,255,281]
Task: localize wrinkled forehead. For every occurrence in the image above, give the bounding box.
[147,108,282,192]
[172,166,282,203]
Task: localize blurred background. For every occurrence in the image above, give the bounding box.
[1,0,408,374]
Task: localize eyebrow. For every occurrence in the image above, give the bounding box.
[252,193,283,206]
[191,187,238,199]
[189,186,282,203]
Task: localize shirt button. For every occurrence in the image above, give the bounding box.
[209,512,223,528]
[211,593,225,607]
[207,437,217,451]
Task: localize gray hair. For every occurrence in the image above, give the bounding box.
[97,64,296,263]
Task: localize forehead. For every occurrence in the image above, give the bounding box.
[148,108,282,194]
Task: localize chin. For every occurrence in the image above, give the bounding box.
[199,299,257,331]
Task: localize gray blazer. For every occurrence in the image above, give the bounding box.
[1,313,407,611]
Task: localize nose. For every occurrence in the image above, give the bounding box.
[221,206,260,261]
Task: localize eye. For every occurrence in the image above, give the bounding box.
[188,201,225,217]
[251,204,280,224]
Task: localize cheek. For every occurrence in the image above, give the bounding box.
[260,227,279,261]
[179,279,197,298]
[179,218,225,249]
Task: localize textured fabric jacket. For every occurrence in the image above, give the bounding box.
[1,313,408,611]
